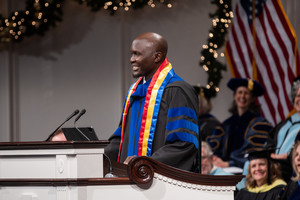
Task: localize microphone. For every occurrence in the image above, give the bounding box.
[74,109,86,124]
[74,109,90,141]
[104,153,118,178]
[46,109,80,141]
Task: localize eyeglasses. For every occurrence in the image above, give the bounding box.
[201,156,210,160]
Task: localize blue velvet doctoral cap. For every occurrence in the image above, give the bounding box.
[227,78,265,97]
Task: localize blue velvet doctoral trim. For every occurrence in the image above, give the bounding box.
[128,79,150,157]
[167,107,198,121]
[119,72,184,158]
[113,127,121,136]
[168,74,183,83]
[166,119,199,134]
[166,106,199,148]
[166,132,199,149]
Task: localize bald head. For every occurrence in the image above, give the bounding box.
[134,32,168,61]
[130,32,169,80]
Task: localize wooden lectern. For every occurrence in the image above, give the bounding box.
[0,141,243,200]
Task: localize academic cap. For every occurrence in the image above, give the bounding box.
[227,78,265,97]
[247,149,273,185]
[193,85,215,100]
[247,149,271,161]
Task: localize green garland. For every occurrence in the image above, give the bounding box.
[200,0,232,97]
[1,0,231,96]
[74,0,174,15]
[0,0,174,43]
[0,0,64,43]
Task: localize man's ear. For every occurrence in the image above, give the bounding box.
[154,52,163,63]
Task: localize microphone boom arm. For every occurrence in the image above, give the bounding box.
[45,109,79,141]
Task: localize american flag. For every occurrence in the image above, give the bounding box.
[225,0,300,125]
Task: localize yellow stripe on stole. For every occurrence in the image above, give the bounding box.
[141,63,172,155]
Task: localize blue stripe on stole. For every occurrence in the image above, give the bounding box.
[166,132,199,149]
[128,98,145,157]
[166,119,199,134]
[113,127,121,136]
[167,107,198,121]
[134,100,145,156]
[146,69,174,156]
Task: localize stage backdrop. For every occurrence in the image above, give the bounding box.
[0,0,299,142]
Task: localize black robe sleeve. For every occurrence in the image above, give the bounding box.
[149,81,200,172]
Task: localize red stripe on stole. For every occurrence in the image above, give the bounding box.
[137,59,169,156]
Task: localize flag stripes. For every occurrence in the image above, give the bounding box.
[225,0,299,125]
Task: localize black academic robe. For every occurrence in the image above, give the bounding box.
[105,78,200,172]
[265,114,300,183]
[235,185,285,200]
[279,181,300,200]
[199,113,223,141]
[208,111,273,168]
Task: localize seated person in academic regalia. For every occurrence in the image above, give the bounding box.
[207,78,273,169]
[265,76,300,183]
[193,85,224,141]
[235,149,286,200]
[201,141,232,175]
[279,141,300,200]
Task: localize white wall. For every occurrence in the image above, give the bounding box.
[0,0,299,141]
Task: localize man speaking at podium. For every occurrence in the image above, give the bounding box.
[104,32,200,172]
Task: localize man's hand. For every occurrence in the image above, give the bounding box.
[50,129,67,141]
[270,153,288,160]
[123,155,137,165]
[212,155,229,168]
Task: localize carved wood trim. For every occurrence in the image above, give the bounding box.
[0,177,133,186]
[127,156,243,188]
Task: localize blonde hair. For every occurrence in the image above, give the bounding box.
[246,159,282,188]
[292,141,300,181]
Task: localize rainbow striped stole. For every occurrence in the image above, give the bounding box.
[117,58,174,161]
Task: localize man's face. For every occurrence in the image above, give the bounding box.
[130,38,157,80]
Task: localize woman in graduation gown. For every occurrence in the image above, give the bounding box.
[207,78,273,169]
[235,150,286,200]
[279,141,300,200]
